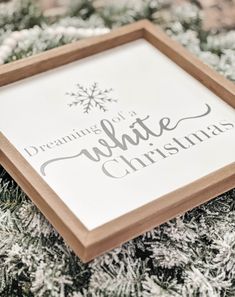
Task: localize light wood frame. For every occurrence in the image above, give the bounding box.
[0,20,234,262]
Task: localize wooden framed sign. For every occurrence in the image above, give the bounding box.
[0,20,234,262]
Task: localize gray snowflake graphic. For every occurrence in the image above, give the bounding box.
[67,82,117,113]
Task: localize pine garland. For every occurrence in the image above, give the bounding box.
[0,1,235,296]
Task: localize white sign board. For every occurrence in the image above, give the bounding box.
[1,21,234,261]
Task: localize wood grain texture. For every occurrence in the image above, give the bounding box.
[0,133,89,260]
[0,20,145,87]
[84,163,235,261]
[143,21,235,108]
[0,20,234,262]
